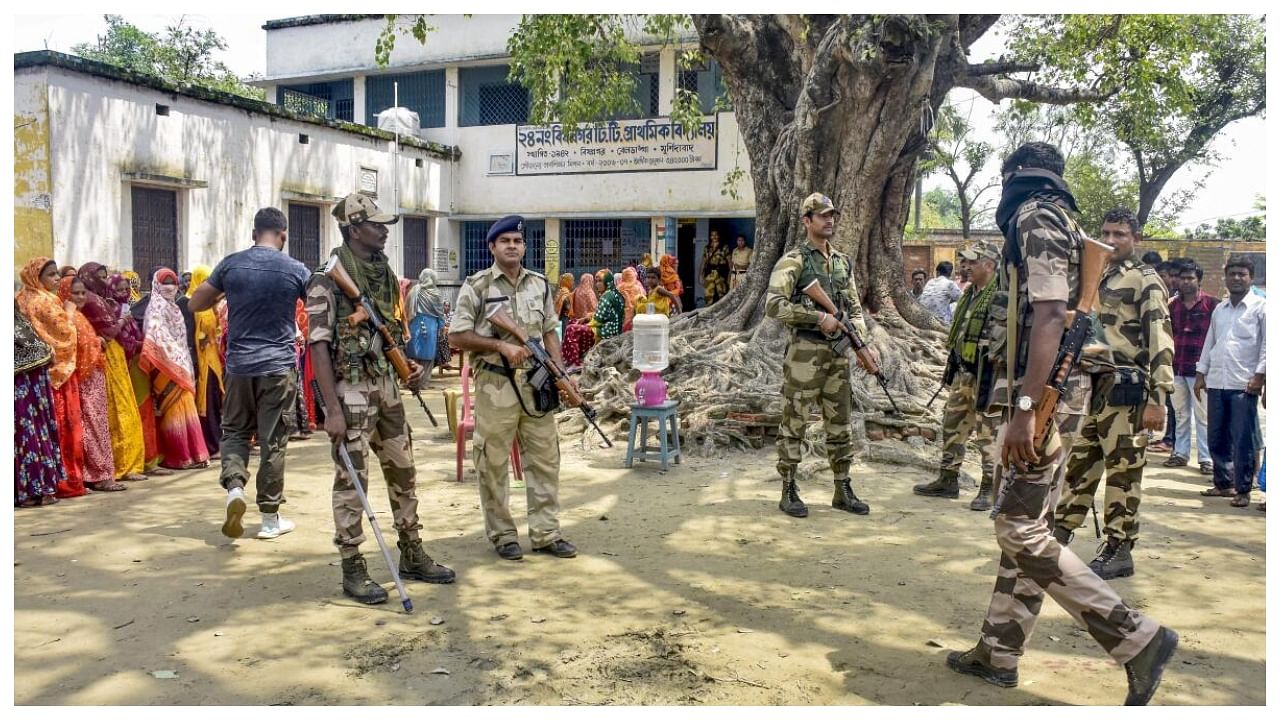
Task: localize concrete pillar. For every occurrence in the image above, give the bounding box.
[352,75,367,125]
[658,48,676,115]
[444,67,460,129]
[264,84,278,104]
[544,217,562,279]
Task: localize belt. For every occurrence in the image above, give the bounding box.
[794,328,830,343]
[731,269,748,274]
[474,360,532,378]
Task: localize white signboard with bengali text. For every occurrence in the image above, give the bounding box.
[515,116,717,176]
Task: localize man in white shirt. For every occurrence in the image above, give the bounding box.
[919,260,962,325]
[1196,256,1266,508]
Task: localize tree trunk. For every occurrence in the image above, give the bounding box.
[577,15,990,448]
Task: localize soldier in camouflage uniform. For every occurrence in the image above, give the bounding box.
[308,193,455,605]
[765,192,876,519]
[946,144,1177,706]
[449,215,578,562]
[1053,208,1174,580]
[914,240,1002,510]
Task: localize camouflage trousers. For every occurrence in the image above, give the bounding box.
[776,337,853,481]
[939,369,998,480]
[472,366,563,548]
[979,410,1160,670]
[1055,400,1147,542]
[703,271,726,305]
[331,373,421,559]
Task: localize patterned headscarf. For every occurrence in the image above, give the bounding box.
[58,276,104,375]
[659,254,684,296]
[141,268,195,393]
[572,272,598,319]
[408,267,444,319]
[123,270,142,303]
[76,262,122,339]
[15,257,77,388]
[109,273,145,358]
[615,266,646,323]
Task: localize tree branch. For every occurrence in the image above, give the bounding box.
[955,74,1109,105]
[958,15,1001,48]
[965,60,1040,76]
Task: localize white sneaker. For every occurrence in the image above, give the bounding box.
[221,487,247,539]
[257,512,296,539]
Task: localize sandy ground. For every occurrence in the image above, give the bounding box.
[13,376,1266,706]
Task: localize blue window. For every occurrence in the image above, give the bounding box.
[677,58,730,114]
[461,220,547,280]
[459,65,530,127]
[366,70,446,129]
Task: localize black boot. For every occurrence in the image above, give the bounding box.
[779,476,808,518]
[341,555,388,605]
[1090,537,1135,580]
[1124,626,1179,705]
[969,476,994,511]
[398,537,456,584]
[832,478,870,515]
[946,643,1018,688]
[914,470,960,499]
[1052,523,1075,546]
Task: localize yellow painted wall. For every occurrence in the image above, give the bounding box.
[14,73,54,267]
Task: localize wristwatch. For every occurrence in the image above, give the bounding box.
[1016,395,1035,412]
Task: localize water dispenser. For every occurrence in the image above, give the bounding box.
[632,304,669,406]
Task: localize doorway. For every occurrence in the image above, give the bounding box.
[676,220,698,310]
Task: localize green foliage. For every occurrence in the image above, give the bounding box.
[1186,214,1266,241]
[922,104,997,234]
[72,15,263,100]
[1063,154,1138,234]
[1003,14,1265,221]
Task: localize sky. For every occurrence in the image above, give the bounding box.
[11,12,1266,232]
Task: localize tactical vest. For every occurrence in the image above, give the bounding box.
[789,243,853,316]
[316,271,398,384]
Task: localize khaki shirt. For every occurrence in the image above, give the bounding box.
[452,264,557,369]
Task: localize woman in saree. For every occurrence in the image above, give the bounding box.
[591,269,625,341]
[60,276,125,491]
[572,272,598,319]
[141,268,210,470]
[116,272,168,474]
[406,268,449,377]
[14,303,66,507]
[16,257,87,498]
[615,266,646,328]
[553,272,575,338]
[78,263,148,481]
[184,265,225,456]
[658,254,684,297]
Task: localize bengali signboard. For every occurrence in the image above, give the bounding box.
[515,116,717,176]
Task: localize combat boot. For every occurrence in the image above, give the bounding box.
[1089,537,1135,580]
[341,555,388,605]
[913,470,960,499]
[945,642,1018,688]
[779,476,808,518]
[1052,524,1074,546]
[968,476,994,511]
[832,478,870,515]
[1123,626,1179,705]
[398,537,456,584]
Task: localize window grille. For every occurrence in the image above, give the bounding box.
[278,79,355,121]
[461,220,547,279]
[676,57,729,114]
[562,219,651,279]
[366,70,446,129]
[459,65,530,127]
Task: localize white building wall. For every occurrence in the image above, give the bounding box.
[40,68,453,276]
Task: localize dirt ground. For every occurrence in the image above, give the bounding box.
[13,376,1267,706]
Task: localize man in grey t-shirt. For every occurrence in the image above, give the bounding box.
[190,207,311,541]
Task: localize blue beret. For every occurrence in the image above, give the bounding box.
[486,215,525,243]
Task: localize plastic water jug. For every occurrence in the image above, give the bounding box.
[633,304,669,406]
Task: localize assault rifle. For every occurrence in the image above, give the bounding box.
[1028,236,1113,447]
[324,255,438,427]
[801,280,901,415]
[483,298,613,448]
[926,352,959,408]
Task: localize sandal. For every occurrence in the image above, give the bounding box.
[88,481,128,492]
[147,467,175,477]
[122,473,148,482]
[1201,487,1236,497]
[41,494,59,505]
[18,499,40,508]
[1230,494,1250,508]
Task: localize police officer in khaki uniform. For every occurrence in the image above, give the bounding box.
[764,192,877,519]
[449,215,577,561]
[307,193,455,605]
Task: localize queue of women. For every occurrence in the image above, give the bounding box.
[14,259,234,507]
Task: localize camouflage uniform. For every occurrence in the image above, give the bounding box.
[306,269,422,559]
[765,193,869,517]
[1055,257,1174,545]
[937,370,999,483]
[451,264,565,549]
[702,243,730,305]
[964,199,1160,675]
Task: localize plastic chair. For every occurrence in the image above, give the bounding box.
[452,364,523,484]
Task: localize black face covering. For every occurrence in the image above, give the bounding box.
[995,168,1081,267]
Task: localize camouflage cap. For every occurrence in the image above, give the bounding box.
[332,193,399,227]
[958,239,1001,263]
[800,192,838,216]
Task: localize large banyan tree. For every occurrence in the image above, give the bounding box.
[383,14,1263,451]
